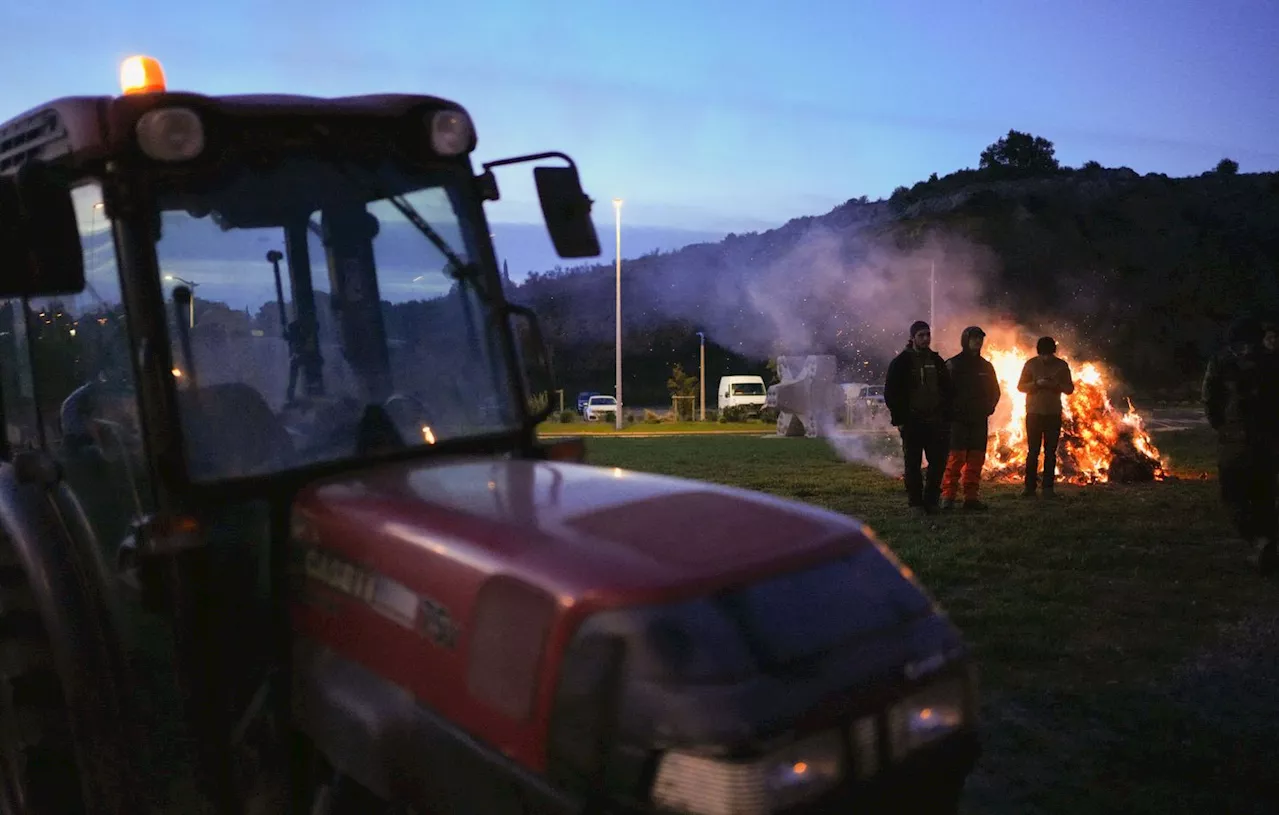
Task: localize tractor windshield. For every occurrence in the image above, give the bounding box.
[151,158,520,483]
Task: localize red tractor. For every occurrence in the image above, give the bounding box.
[0,57,978,814]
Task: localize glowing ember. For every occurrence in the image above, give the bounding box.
[982,340,1166,484]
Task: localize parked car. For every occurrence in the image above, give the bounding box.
[583,395,618,422]
[576,391,600,416]
[853,384,887,424]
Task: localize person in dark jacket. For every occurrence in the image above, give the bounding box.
[1202,315,1277,574]
[1262,318,1277,417]
[940,326,1001,511]
[884,320,954,513]
[1262,318,1278,575]
[1016,336,1074,497]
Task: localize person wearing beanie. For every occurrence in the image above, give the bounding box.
[884,320,955,514]
[1202,314,1277,575]
[1016,336,1075,497]
[940,326,1001,511]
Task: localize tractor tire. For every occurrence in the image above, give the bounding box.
[0,542,85,814]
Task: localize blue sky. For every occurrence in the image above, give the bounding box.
[3,0,1276,235]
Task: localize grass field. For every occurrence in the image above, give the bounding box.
[577,428,1277,815]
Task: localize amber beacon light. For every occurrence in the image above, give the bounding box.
[120,56,167,95]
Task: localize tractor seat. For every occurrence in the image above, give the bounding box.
[178,383,295,480]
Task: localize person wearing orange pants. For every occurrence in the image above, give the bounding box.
[941,326,1002,511]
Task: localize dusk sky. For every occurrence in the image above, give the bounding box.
[4,0,1276,237]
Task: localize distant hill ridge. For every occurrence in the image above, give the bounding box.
[510,159,1278,403]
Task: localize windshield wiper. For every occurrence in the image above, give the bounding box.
[386,195,469,279]
[300,124,490,298]
[386,193,493,305]
[319,160,493,305]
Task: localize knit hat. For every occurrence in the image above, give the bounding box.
[909,320,930,337]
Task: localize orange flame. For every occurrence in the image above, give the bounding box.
[982,341,1166,484]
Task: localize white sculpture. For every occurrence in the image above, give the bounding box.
[773,355,845,437]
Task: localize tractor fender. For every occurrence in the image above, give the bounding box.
[0,461,141,814]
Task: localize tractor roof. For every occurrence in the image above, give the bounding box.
[0,92,467,175]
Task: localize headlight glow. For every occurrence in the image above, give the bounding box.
[650,730,843,815]
[888,677,967,761]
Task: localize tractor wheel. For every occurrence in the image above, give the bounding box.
[0,543,85,814]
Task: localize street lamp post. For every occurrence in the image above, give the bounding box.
[696,331,706,421]
[164,274,200,328]
[613,198,623,431]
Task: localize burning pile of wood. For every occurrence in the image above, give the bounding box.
[982,341,1166,485]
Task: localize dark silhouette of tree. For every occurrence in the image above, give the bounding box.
[979,130,1060,173]
[666,363,698,398]
[765,358,780,385]
[1214,158,1239,175]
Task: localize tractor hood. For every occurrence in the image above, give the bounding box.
[289,456,968,787]
[290,457,890,605]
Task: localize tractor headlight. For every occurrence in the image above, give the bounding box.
[887,677,968,762]
[651,730,844,815]
[428,108,474,156]
[135,107,205,162]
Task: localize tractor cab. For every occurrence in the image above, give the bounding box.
[0,56,593,812]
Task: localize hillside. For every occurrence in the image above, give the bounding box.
[510,165,1279,405]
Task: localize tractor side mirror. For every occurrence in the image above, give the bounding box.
[0,163,85,297]
[506,303,555,422]
[534,165,601,259]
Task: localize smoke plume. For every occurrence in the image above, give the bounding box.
[696,210,1000,475]
[819,419,904,477]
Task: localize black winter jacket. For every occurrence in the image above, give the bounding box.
[885,344,954,426]
[946,333,1001,422]
[1203,346,1277,445]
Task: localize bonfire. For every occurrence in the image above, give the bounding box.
[982,342,1166,484]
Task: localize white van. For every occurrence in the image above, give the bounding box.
[717,375,767,412]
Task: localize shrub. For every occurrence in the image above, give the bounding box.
[718,405,755,423]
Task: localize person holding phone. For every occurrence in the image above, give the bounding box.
[1017,336,1074,497]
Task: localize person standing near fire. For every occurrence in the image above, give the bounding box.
[885,320,955,514]
[940,326,1001,511]
[1202,315,1277,575]
[1017,336,1075,497]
